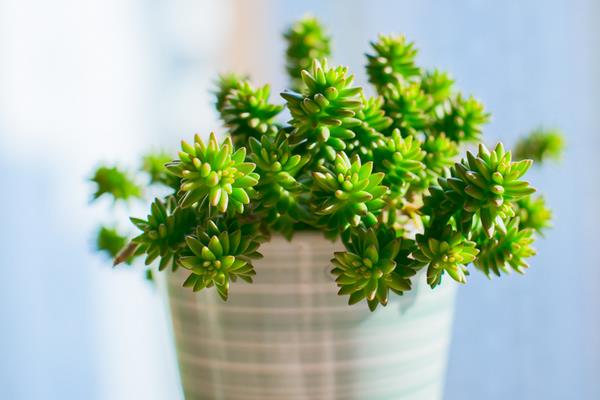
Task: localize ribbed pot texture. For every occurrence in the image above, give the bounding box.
[162,232,456,400]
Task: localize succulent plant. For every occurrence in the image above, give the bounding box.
[421,69,455,109]
[166,132,259,212]
[420,134,459,182]
[90,166,142,201]
[282,59,363,163]
[96,225,129,261]
[515,195,553,234]
[425,143,535,237]
[214,73,247,113]
[429,94,490,143]
[179,219,263,300]
[345,95,391,161]
[248,133,310,235]
[284,16,332,91]
[311,152,387,235]
[219,80,283,148]
[513,128,565,163]
[90,17,561,309]
[382,81,432,134]
[474,217,536,276]
[378,129,425,195]
[141,152,180,190]
[366,34,420,91]
[332,227,414,311]
[412,228,479,287]
[130,197,197,271]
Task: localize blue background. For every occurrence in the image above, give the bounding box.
[1,0,598,398]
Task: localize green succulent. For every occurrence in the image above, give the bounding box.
[219,80,283,148]
[332,227,414,311]
[248,133,310,226]
[474,217,536,276]
[166,132,259,212]
[89,17,556,309]
[421,133,459,179]
[90,165,142,201]
[378,129,426,194]
[412,228,479,287]
[284,16,332,91]
[421,69,454,110]
[513,128,565,163]
[311,152,387,234]
[141,152,180,189]
[179,219,263,300]
[366,34,420,91]
[130,197,197,271]
[346,95,391,161]
[214,73,247,113]
[430,94,490,143]
[382,81,432,133]
[96,225,130,261]
[282,58,363,163]
[426,143,535,237]
[515,195,552,234]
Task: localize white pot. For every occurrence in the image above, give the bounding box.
[161,232,456,400]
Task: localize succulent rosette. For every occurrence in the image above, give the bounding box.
[311,152,387,235]
[412,228,479,287]
[166,132,259,213]
[282,59,363,162]
[219,80,283,147]
[332,227,414,311]
[130,197,197,271]
[284,16,332,91]
[366,34,421,90]
[179,219,263,300]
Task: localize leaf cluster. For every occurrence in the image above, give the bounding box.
[513,128,565,164]
[88,17,559,310]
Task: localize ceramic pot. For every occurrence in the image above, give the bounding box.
[162,232,456,400]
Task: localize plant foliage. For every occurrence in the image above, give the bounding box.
[513,128,565,163]
[96,225,129,260]
[180,219,263,300]
[165,133,259,212]
[89,17,562,310]
[218,79,283,148]
[284,16,332,91]
[90,166,142,201]
[332,227,415,311]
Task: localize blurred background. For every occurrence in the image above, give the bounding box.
[1,0,599,399]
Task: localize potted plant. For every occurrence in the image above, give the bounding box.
[91,17,563,400]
